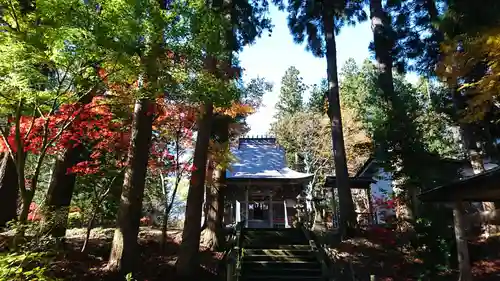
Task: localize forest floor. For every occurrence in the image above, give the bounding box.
[2,227,500,280]
[0,227,224,281]
[328,230,500,281]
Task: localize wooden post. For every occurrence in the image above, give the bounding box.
[269,193,273,228]
[229,201,234,224]
[245,187,249,227]
[284,200,289,228]
[367,187,376,224]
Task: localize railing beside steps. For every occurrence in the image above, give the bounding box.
[300,223,334,281]
[224,220,244,281]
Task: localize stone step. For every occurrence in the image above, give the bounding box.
[244,232,305,239]
[242,260,321,270]
[244,248,314,256]
[243,234,308,243]
[244,228,304,233]
[244,229,303,232]
[244,231,305,238]
[242,266,322,277]
[243,253,317,262]
[244,231,305,236]
[242,239,309,245]
[244,236,307,242]
[239,229,324,281]
[244,241,311,247]
[243,244,312,250]
[241,275,323,281]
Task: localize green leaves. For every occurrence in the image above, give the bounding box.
[0,0,107,115]
[0,251,58,281]
[307,78,327,114]
[339,58,463,188]
[274,66,306,119]
[285,0,366,58]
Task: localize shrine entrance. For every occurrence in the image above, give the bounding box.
[247,201,269,228]
[250,201,268,220]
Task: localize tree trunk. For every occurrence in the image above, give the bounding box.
[200,159,221,250]
[161,211,169,250]
[0,152,19,228]
[42,145,84,237]
[216,179,225,231]
[370,0,395,101]
[322,13,357,238]
[42,92,96,237]
[200,116,229,250]
[160,172,169,250]
[81,203,99,253]
[82,178,114,253]
[371,0,419,228]
[453,201,473,281]
[202,160,215,228]
[107,98,154,275]
[13,100,28,229]
[176,102,213,277]
[18,191,34,225]
[161,171,182,250]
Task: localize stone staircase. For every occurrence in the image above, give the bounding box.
[239,228,326,281]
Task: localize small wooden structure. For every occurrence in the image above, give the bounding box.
[419,166,500,202]
[224,137,313,228]
[324,176,377,227]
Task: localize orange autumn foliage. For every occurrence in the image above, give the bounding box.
[214,102,255,118]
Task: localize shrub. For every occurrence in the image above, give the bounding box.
[0,251,58,281]
[67,211,83,228]
[411,216,455,277]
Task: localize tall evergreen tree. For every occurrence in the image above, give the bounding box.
[282,0,366,237]
[386,1,500,278]
[274,66,306,118]
[370,0,420,226]
[108,0,184,274]
[307,78,327,114]
[176,0,273,276]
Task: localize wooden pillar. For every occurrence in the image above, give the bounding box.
[236,200,240,223]
[229,201,234,224]
[367,187,376,224]
[269,193,273,228]
[284,200,289,228]
[245,186,249,227]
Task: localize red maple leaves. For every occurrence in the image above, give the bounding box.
[0,64,197,178]
[0,97,128,176]
[0,97,128,155]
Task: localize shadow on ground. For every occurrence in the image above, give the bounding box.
[326,230,500,281]
[2,227,224,281]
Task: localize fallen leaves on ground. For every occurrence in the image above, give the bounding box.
[326,230,500,281]
[1,227,224,281]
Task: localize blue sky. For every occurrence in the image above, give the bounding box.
[240,6,374,136]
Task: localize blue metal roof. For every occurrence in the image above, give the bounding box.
[226,138,313,180]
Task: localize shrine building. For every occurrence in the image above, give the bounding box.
[224,137,313,228]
